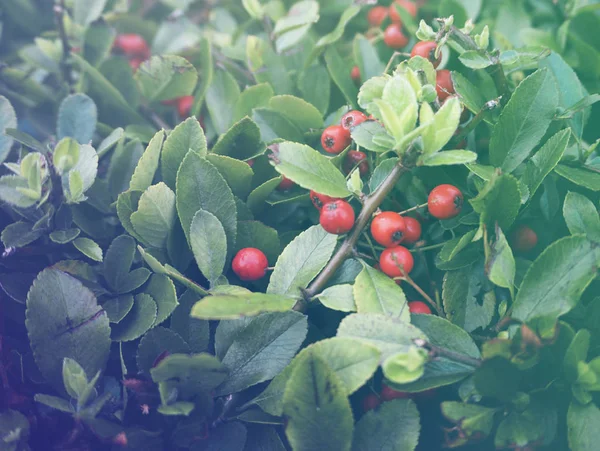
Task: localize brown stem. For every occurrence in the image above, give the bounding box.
[396,272,442,316]
[414,338,482,368]
[54,0,74,89]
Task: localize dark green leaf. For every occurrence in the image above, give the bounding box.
[568,401,600,451]
[206,155,254,199]
[563,192,600,242]
[102,295,134,323]
[235,221,280,264]
[353,35,385,83]
[136,326,190,375]
[111,294,157,342]
[252,108,304,143]
[206,69,240,135]
[170,290,210,352]
[116,190,144,242]
[1,221,44,248]
[211,117,265,161]
[135,55,198,102]
[555,165,600,191]
[246,36,293,95]
[143,273,178,325]
[233,84,274,123]
[130,130,165,192]
[49,228,80,245]
[298,65,330,115]
[108,139,144,201]
[470,173,521,230]
[130,183,176,249]
[325,47,358,109]
[190,209,227,285]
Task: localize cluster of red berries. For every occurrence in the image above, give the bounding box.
[112,33,150,71]
[367,0,418,50]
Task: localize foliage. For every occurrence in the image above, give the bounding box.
[1,0,600,450]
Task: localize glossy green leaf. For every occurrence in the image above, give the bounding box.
[422,150,477,166]
[563,192,600,243]
[298,65,331,115]
[252,108,304,143]
[350,121,392,153]
[268,95,323,131]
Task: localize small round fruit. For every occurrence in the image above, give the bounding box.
[511,225,538,252]
[320,200,355,235]
[351,66,361,83]
[310,191,337,210]
[343,150,369,175]
[113,34,150,58]
[411,41,441,68]
[390,1,418,24]
[341,110,368,130]
[176,95,194,117]
[409,301,432,314]
[436,69,455,102]
[402,217,422,243]
[367,6,388,27]
[381,384,410,401]
[428,184,463,219]
[277,176,295,191]
[362,394,381,412]
[379,246,414,278]
[232,248,268,281]
[371,212,407,248]
[321,125,352,154]
[384,24,409,49]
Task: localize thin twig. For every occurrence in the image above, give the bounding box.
[361,232,379,261]
[396,273,442,316]
[54,0,74,88]
[449,97,501,148]
[414,338,482,368]
[398,202,428,216]
[410,242,445,253]
[140,105,170,130]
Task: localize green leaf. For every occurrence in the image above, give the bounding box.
[568,401,600,451]
[0,96,17,164]
[130,130,165,192]
[2,221,45,248]
[176,151,237,254]
[316,284,356,312]
[252,108,304,143]
[563,192,600,243]
[135,55,198,102]
[54,137,80,174]
[206,154,254,199]
[216,311,307,395]
[103,235,143,293]
[350,121,392,153]
[313,5,360,54]
[422,150,477,166]
[324,46,358,109]
[102,295,134,323]
[136,326,190,375]
[246,36,293,96]
[488,227,516,297]
[270,141,351,197]
[49,228,81,244]
[170,290,210,352]
[512,236,599,324]
[26,269,110,393]
[298,65,331,115]
[191,293,297,320]
[352,399,420,451]
[247,177,281,215]
[62,357,88,400]
[57,94,97,144]
[206,69,240,135]
[353,34,385,83]
[130,183,176,249]
[470,173,521,230]
[190,209,227,285]
[233,84,274,122]
[353,266,409,320]
[521,129,570,199]
[441,402,496,447]
[108,139,144,200]
[273,1,319,52]
[34,394,75,413]
[212,117,265,161]
[74,237,103,262]
[73,0,107,26]
[382,75,418,139]
[111,293,157,342]
[283,351,353,451]
[459,50,493,69]
[267,225,337,297]
[268,95,324,131]
[144,273,178,325]
[116,190,144,242]
[451,72,495,124]
[489,69,559,172]
[235,220,280,265]
[555,164,600,191]
[82,20,115,68]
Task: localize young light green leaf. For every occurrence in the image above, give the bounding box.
[421,97,462,156]
[489,69,559,172]
[49,228,81,245]
[191,293,297,320]
[270,142,351,197]
[135,55,198,102]
[353,266,410,321]
[53,137,80,174]
[130,130,165,192]
[74,237,103,262]
[130,183,176,249]
[73,0,107,26]
[563,192,600,243]
[487,227,516,298]
[350,121,392,153]
[62,357,88,400]
[382,75,418,137]
[422,150,477,166]
[268,95,324,131]
[190,210,227,285]
[267,225,337,297]
[206,69,240,135]
[111,293,157,342]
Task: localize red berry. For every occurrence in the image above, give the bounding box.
[411,41,441,68]
[368,6,389,27]
[310,191,338,210]
[351,66,361,84]
[362,394,381,412]
[379,246,414,278]
[428,184,463,219]
[343,150,369,175]
[176,95,194,117]
[320,200,355,235]
[403,217,422,243]
[277,176,295,191]
[436,70,455,102]
[392,0,418,19]
[113,34,151,58]
[371,212,407,248]
[384,24,409,49]
[341,110,368,130]
[129,58,144,71]
[511,225,538,252]
[232,248,268,281]
[321,125,352,154]
[381,384,411,401]
[408,301,432,314]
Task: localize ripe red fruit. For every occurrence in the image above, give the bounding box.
[368,6,388,27]
[351,66,361,83]
[381,384,411,401]
[341,110,368,130]
[176,95,194,117]
[411,41,441,68]
[113,34,151,58]
[511,225,538,252]
[232,248,268,281]
[390,1,418,24]
[371,212,407,248]
[408,301,432,314]
[384,24,409,49]
[428,184,463,219]
[320,200,355,235]
[277,176,295,191]
[403,217,422,243]
[343,150,369,175]
[362,394,381,412]
[310,191,337,210]
[436,70,455,102]
[379,246,414,278]
[321,125,352,154]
